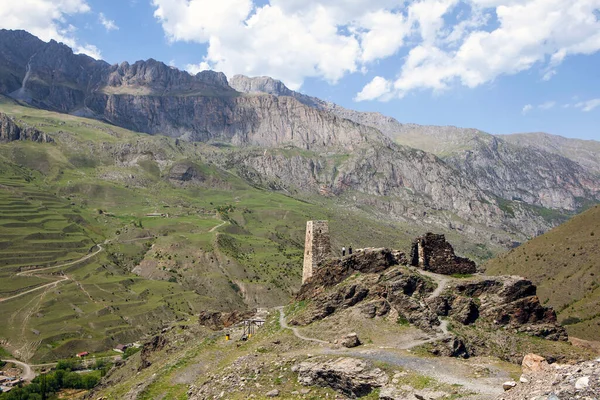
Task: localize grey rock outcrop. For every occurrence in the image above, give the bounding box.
[340,332,361,348]
[296,357,388,398]
[495,357,600,399]
[0,112,53,143]
[293,245,567,362]
[231,74,600,213]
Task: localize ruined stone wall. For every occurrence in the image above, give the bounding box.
[410,233,477,275]
[302,220,331,284]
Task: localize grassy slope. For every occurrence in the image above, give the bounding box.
[0,98,441,361]
[484,205,600,340]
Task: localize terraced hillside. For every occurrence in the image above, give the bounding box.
[485,205,600,340]
[0,169,97,281]
[1,98,459,362]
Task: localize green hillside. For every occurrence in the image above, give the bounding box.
[485,205,600,340]
[2,97,473,361]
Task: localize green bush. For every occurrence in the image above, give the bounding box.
[123,346,141,359]
[0,369,101,399]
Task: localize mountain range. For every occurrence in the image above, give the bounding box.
[0,29,599,360]
[1,29,599,248]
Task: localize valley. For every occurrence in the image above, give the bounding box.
[0,28,598,400]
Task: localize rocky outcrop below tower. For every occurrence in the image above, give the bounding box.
[293,245,568,363]
[410,232,477,275]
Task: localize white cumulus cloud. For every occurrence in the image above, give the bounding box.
[538,101,556,110]
[355,76,393,101]
[522,104,533,115]
[0,0,101,59]
[99,12,118,31]
[575,98,600,112]
[151,0,600,97]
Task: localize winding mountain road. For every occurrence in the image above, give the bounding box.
[274,269,508,395]
[0,244,105,303]
[277,307,329,345]
[276,300,503,397]
[209,220,229,233]
[1,359,35,381]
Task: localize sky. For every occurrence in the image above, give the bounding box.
[0,0,599,141]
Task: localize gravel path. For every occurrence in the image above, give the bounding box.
[275,269,505,396]
[277,307,329,345]
[326,348,506,396]
[2,359,36,381]
[419,269,451,300]
[209,220,229,233]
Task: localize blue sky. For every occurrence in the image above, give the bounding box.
[1,0,599,141]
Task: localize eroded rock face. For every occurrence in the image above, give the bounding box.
[292,250,436,330]
[297,248,405,299]
[198,310,255,331]
[139,334,168,370]
[0,112,53,143]
[296,357,388,398]
[410,233,477,275]
[293,245,567,362]
[434,276,567,341]
[168,162,205,183]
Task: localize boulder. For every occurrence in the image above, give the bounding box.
[522,354,548,373]
[341,333,361,348]
[297,357,388,398]
[429,336,469,359]
[575,376,589,389]
[359,299,391,318]
[503,381,517,391]
[265,389,279,397]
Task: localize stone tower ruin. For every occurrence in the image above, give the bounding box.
[302,220,331,284]
[410,232,477,275]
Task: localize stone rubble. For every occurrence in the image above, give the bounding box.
[496,354,600,400]
[296,357,389,398]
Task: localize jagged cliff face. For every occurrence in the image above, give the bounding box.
[0,29,598,246]
[230,74,600,212]
[444,135,600,210]
[502,132,600,175]
[0,112,53,143]
[86,93,382,150]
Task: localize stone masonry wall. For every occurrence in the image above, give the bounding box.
[410,233,477,275]
[302,220,331,284]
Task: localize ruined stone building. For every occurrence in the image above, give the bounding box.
[302,220,331,284]
[410,232,477,275]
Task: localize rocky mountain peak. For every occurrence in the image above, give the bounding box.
[106,59,232,93]
[229,74,321,108]
[229,74,295,97]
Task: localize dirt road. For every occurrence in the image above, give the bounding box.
[277,307,329,345]
[0,244,105,303]
[2,359,35,381]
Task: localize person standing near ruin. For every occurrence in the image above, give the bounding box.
[349,245,353,255]
[342,246,346,256]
